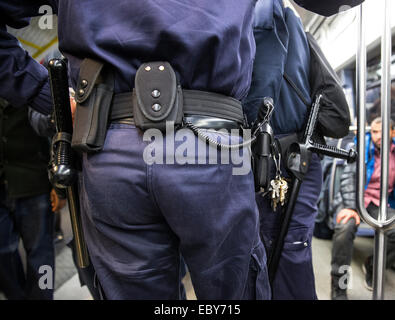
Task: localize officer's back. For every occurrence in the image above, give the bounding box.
[56,1,256,100]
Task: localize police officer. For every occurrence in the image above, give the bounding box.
[244,0,363,299]
[0,0,362,300]
[1,1,270,300]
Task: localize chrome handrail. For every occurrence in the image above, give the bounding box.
[356,0,395,300]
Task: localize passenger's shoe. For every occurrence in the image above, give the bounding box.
[362,256,373,291]
[331,276,348,300]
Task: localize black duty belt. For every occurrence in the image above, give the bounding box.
[72,58,246,153]
[110,89,245,130]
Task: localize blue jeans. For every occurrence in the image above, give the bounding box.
[331,204,395,278]
[0,186,54,300]
[79,123,271,299]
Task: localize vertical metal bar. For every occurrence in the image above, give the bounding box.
[373,230,387,299]
[379,0,391,223]
[356,4,367,214]
[372,0,392,300]
[355,2,389,230]
[356,3,372,226]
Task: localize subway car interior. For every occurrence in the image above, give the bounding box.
[0,0,395,302]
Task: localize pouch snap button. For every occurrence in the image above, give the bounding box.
[152,104,162,112]
[151,90,161,98]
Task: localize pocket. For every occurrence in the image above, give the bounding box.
[270,227,316,300]
[243,242,271,300]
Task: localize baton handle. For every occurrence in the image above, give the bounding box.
[48,59,73,134]
[308,142,357,163]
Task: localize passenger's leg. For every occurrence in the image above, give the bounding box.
[367,205,395,269]
[15,194,55,300]
[0,189,25,299]
[330,218,358,298]
[386,207,395,269]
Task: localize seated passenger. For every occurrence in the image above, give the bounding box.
[330,117,395,300]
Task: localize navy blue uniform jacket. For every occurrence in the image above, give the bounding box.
[0,1,363,116]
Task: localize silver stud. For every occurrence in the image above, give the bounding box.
[152,104,162,112]
[151,90,161,98]
[81,79,88,88]
[145,66,151,71]
[304,242,308,247]
[159,65,165,71]
[78,89,85,96]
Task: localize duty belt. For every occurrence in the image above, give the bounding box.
[72,59,246,153]
[110,89,245,130]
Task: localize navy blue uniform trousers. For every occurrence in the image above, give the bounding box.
[78,123,271,299]
[256,153,322,300]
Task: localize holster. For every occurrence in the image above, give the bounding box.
[72,58,114,153]
[252,123,273,192]
[275,133,299,166]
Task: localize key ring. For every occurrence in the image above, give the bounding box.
[273,152,282,179]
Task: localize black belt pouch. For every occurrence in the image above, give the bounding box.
[133,61,183,132]
[72,58,114,153]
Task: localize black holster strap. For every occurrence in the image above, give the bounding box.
[75,59,105,104]
[110,90,244,124]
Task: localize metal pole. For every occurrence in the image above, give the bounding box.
[373,230,387,299]
[356,4,366,214]
[356,3,377,228]
[372,0,392,300]
[355,2,395,231]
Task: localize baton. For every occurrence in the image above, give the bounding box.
[48,58,90,268]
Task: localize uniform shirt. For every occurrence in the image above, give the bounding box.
[364,143,395,208]
[0,1,364,116]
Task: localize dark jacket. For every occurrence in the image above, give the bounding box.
[0,98,51,198]
[243,1,311,133]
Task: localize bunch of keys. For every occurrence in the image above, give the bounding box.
[269,154,288,211]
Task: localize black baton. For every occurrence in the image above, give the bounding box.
[48,58,90,268]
